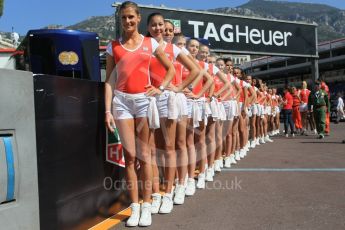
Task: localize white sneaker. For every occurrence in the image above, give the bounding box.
[265,135,273,143]
[246,142,250,149]
[219,157,224,168]
[185,178,196,196]
[151,193,161,214]
[259,137,266,144]
[214,160,221,172]
[230,154,237,164]
[235,151,241,161]
[205,168,214,182]
[211,165,215,177]
[139,202,152,226]
[244,145,249,152]
[224,156,231,168]
[256,138,260,145]
[196,173,206,189]
[239,149,246,158]
[314,129,317,135]
[173,184,185,205]
[126,203,140,227]
[159,193,173,214]
[184,174,188,187]
[250,140,256,148]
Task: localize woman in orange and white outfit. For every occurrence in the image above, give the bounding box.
[203,52,230,181]
[147,13,198,214]
[183,38,213,193]
[104,2,175,227]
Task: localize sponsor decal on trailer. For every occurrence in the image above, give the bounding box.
[106,129,125,167]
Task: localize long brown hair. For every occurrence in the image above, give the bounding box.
[119,1,140,15]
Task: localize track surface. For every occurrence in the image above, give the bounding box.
[115,123,345,230]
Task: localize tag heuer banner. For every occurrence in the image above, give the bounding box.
[106,128,125,167]
[114,4,318,58]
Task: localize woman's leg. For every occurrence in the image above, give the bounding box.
[150,130,160,195]
[195,121,207,173]
[116,118,139,203]
[176,117,188,185]
[250,115,256,144]
[206,117,216,178]
[134,117,152,203]
[215,120,224,164]
[186,118,196,178]
[195,121,207,188]
[158,118,177,194]
[224,120,233,157]
[185,118,197,196]
[283,110,289,135]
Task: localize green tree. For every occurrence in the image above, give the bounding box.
[0,0,4,17]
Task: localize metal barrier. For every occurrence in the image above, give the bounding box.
[0,69,40,229]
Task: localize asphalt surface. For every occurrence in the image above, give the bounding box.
[115,123,345,230]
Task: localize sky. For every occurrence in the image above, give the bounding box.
[0,0,344,35]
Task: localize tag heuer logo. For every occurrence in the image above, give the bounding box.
[166,19,181,33]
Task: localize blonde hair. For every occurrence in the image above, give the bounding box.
[302,81,307,89]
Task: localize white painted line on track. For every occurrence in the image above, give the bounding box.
[220,168,345,172]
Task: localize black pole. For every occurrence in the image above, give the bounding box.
[311,58,319,83]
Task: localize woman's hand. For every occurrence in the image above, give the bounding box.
[166,84,179,93]
[105,112,116,133]
[183,88,191,94]
[145,85,162,96]
[185,90,199,99]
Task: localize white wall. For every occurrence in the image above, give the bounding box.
[0,53,15,69]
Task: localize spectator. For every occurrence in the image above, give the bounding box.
[282,86,295,137]
[336,92,345,123]
[308,82,330,139]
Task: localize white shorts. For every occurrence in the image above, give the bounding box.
[239,102,243,113]
[217,102,227,121]
[197,98,207,122]
[223,100,238,121]
[176,93,188,118]
[275,106,280,114]
[204,101,212,118]
[239,102,249,117]
[156,90,170,118]
[266,106,272,116]
[251,104,258,116]
[187,98,205,121]
[247,107,253,117]
[112,90,150,120]
[261,105,267,116]
[299,103,308,112]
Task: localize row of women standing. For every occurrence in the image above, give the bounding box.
[104,1,279,227]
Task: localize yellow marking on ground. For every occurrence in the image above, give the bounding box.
[88,207,131,230]
[89,171,200,229]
